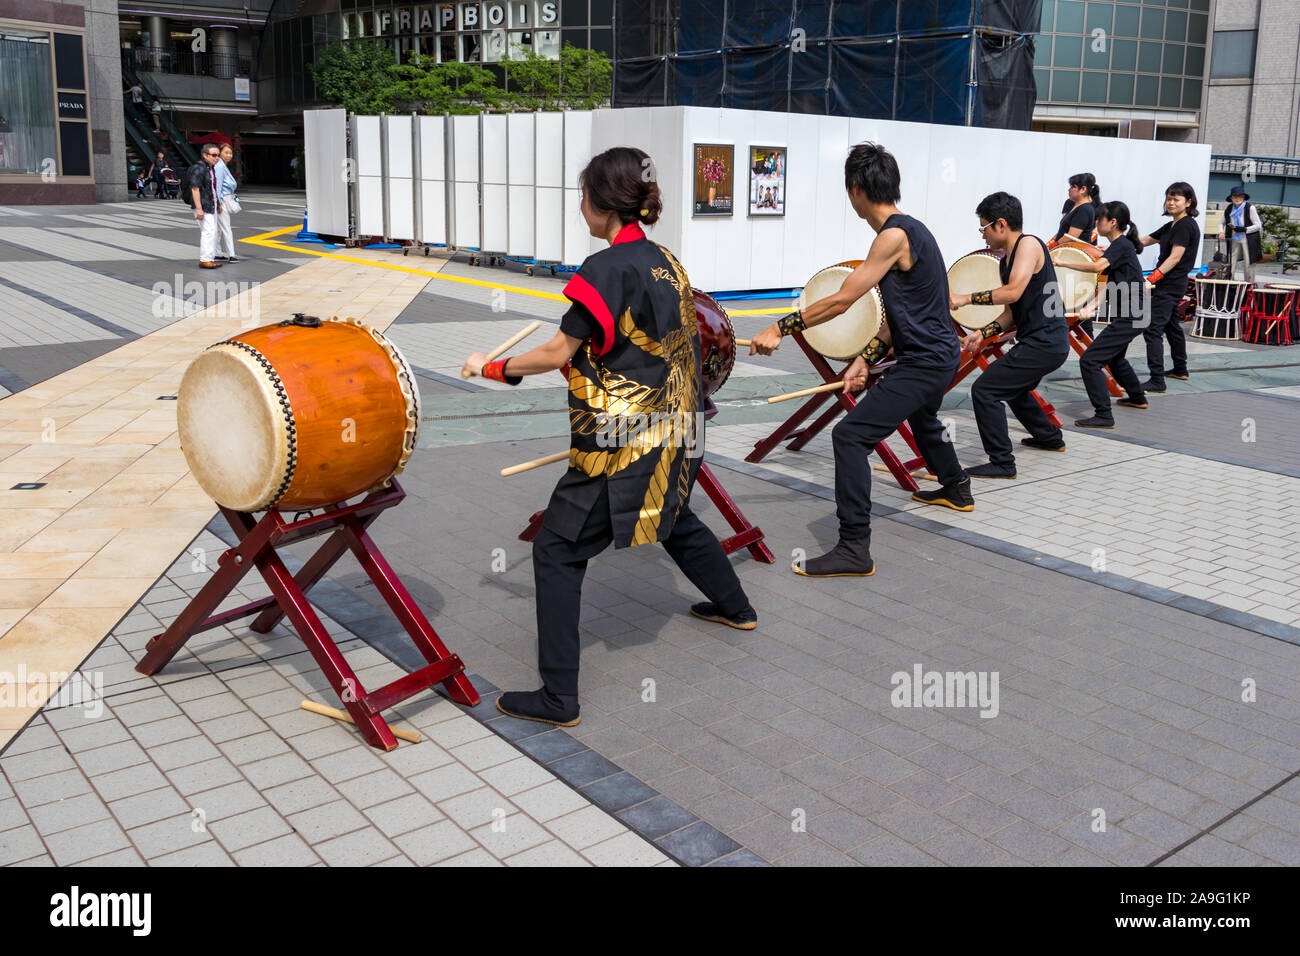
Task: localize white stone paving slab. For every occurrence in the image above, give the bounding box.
[0,227,148,262]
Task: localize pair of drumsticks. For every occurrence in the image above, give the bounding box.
[474,323,844,478]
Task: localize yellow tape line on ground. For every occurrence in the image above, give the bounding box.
[241,225,790,314]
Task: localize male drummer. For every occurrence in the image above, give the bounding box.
[948,192,1069,478]
[749,142,972,578]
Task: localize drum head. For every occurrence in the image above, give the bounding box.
[798,265,883,361]
[692,288,736,397]
[1051,244,1101,313]
[178,344,290,512]
[948,251,1005,330]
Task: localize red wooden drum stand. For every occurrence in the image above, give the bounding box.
[136,479,480,752]
[743,331,929,491]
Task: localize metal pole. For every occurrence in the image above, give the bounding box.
[445,112,455,248]
[966,0,978,126]
[412,111,422,246]
[380,112,391,243]
[348,112,360,244]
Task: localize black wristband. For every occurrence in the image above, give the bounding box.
[970,289,995,306]
[777,311,805,336]
[980,321,1003,339]
[860,336,887,365]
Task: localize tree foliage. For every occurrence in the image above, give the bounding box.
[310,41,612,115]
[309,41,402,115]
[1259,204,1300,271]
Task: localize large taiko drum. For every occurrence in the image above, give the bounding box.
[1051,241,1105,314]
[177,316,422,513]
[947,249,1005,330]
[693,288,735,396]
[798,261,885,361]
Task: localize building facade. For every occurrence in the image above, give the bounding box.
[1,0,125,202]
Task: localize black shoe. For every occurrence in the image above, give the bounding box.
[794,537,874,577]
[1020,437,1066,452]
[911,476,975,511]
[1165,369,1189,381]
[223,255,241,262]
[1074,415,1115,428]
[690,602,758,630]
[496,688,580,727]
[966,462,1017,479]
[1140,379,1167,393]
[1115,395,1148,409]
[214,256,228,261]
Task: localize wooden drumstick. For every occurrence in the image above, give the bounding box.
[767,379,855,404]
[734,339,779,351]
[300,701,422,744]
[501,449,569,477]
[463,320,543,378]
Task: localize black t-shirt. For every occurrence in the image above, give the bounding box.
[1001,234,1068,354]
[876,214,960,370]
[1055,202,1096,242]
[1149,216,1200,288]
[560,304,594,341]
[1098,235,1144,325]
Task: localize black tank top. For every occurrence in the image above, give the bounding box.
[1000,234,1068,354]
[877,214,959,369]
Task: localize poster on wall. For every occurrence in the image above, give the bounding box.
[748,146,785,217]
[693,144,733,217]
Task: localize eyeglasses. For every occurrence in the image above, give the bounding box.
[977,221,995,235]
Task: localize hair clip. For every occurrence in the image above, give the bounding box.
[640,208,649,217]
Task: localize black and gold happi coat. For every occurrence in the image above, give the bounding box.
[543,222,704,549]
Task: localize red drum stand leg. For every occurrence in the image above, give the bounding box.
[1066,315,1122,398]
[135,480,479,752]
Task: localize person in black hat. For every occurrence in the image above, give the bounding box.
[1218,186,1261,283]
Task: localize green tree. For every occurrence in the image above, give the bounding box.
[394,58,508,114]
[310,41,402,114]
[503,45,612,111]
[1258,205,1300,272]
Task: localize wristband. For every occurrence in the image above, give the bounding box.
[777,311,805,336]
[860,336,888,365]
[970,289,995,306]
[482,358,523,385]
[1046,238,1059,250]
[980,321,1003,339]
[1146,269,1164,285]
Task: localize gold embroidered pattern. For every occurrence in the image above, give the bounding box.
[651,266,684,293]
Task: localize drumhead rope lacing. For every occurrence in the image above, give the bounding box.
[213,338,298,508]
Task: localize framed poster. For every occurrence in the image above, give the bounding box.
[748,146,785,217]
[693,143,733,217]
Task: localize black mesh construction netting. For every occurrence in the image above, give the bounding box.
[612,0,1041,129]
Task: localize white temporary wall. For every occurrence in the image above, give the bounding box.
[305,106,1211,291]
[304,108,348,237]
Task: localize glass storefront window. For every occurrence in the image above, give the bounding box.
[0,30,56,176]
[534,28,559,57]
[1164,10,1187,42]
[1134,73,1158,106]
[1159,76,1180,108]
[1185,45,1204,78]
[1139,7,1163,40]
[1084,1,1112,35]
[1163,43,1183,75]
[1188,13,1207,45]
[1080,70,1107,103]
[1054,35,1082,68]
[1055,0,1084,34]
[1183,78,1201,108]
[1113,4,1140,38]
[1137,40,1161,73]
[1051,69,1079,101]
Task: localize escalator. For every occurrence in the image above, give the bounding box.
[121,53,199,186]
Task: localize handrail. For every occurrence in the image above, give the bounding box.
[122,53,199,167]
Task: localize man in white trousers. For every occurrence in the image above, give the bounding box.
[214,142,240,262]
[188,144,223,269]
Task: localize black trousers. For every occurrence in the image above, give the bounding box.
[1079,322,1144,417]
[1143,285,1187,385]
[533,484,748,696]
[970,344,1067,467]
[832,360,964,540]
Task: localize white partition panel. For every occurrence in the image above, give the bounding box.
[479,114,508,252]
[563,110,596,267]
[535,112,564,187]
[451,114,480,248]
[508,185,534,258]
[534,112,565,260]
[482,114,508,184]
[535,187,564,263]
[303,109,349,237]
[482,183,508,251]
[416,115,447,245]
[384,115,414,241]
[507,113,535,185]
[353,114,384,237]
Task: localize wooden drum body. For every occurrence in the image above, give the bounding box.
[178,317,422,512]
[947,249,1005,330]
[1050,241,1105,316]
[1191,278,1249,340]
[798,262,885,361]
[693,288,736,397]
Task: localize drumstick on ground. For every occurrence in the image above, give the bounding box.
[300,701,422,744]
[463,320,543,378]
[767,379,859,404]
[501,449,569,477]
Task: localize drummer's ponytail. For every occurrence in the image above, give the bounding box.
[1100,200,1140,246]
[579,147,662,226]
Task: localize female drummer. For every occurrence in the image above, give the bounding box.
[1138,182,1200,392]
[1050,173,1101,248]
[462,146,756,727]
[1054,201,1149,427]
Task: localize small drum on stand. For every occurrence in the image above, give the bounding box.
[947,249,1005,331]
[177,315,422,512]
[798,263,885,360]
[1050,242,1105,319]
[1191,278,1250,340]
[1243,283,1297,346]
[694,288,736,402]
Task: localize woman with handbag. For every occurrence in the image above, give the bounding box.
[215,143,242,262]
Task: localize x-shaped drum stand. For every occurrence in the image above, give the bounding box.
[135,480,479,751]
